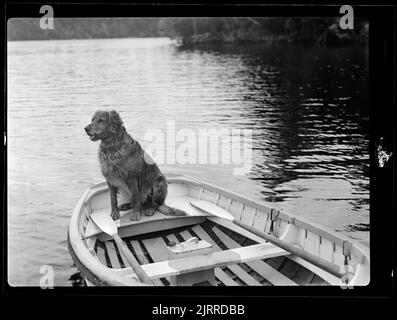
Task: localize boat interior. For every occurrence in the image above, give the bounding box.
[92,217,328,286]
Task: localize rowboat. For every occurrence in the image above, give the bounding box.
[67,173,370,286]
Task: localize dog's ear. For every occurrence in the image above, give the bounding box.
[108,110,123,134]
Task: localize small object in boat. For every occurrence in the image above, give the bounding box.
[183,237,199,244]
[167,239,213,259]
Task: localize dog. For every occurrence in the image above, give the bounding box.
[85,110,185,221]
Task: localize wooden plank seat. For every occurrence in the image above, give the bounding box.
[140,234,289,280]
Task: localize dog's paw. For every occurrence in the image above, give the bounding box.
[142,207,156,217]
[110,211,121,220]
[129,211,141,221]
[118,203,131,211]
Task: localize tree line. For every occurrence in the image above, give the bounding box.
[8,17,368,45]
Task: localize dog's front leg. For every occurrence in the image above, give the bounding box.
[108,184,121,220]
[128,179,142,221]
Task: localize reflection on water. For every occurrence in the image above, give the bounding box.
[7,38,369,286]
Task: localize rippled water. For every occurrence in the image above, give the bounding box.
[7,38,369,286]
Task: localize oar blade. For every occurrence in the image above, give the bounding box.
[190,200,234,221]
[90,211,117,236]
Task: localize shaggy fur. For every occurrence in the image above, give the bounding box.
[85,110,185,221]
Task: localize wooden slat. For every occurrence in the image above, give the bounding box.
[217,196,230,211]
[253,211,269,233]
[141,237,173,284]
[104,241,121,269]
[333,244,345,266]
[130,240,164,286]
[106,241,130,268]
[304,231,320,256]
[188,227,262,286]
[141,237,171,263]
[240,206,257,227]
[96,246,107,266]
[130,241,148,264]
[319,238,334,262]
[229,201,244,220]
[116,241,131,268]
[296,228,306,248]
[215,269,239,286]
[211,226,297,286]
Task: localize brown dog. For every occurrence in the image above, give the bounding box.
[85,110,185,221]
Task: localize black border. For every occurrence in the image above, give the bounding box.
[2,1,395,304]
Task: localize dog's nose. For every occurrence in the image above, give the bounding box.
[84,125,90,133]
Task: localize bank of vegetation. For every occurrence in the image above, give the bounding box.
[8,17,368,46]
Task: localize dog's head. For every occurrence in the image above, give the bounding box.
[84,110,123,142]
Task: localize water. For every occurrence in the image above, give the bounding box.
[7,38,369,286]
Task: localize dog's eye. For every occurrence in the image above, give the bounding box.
[98,119,104,123]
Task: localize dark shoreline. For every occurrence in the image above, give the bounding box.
[8,17,368,47]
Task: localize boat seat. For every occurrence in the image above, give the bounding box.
[140,234,289,281]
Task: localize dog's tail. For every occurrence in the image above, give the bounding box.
[157,204,187,216]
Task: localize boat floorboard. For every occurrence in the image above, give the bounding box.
[104,241,121,269]
[141,237,173,284]
[129,240,166,286]
[94,219,327,286]
[96,246,107,266]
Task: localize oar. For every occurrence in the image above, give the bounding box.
[190,200,345,279]
[90,212,154,285]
